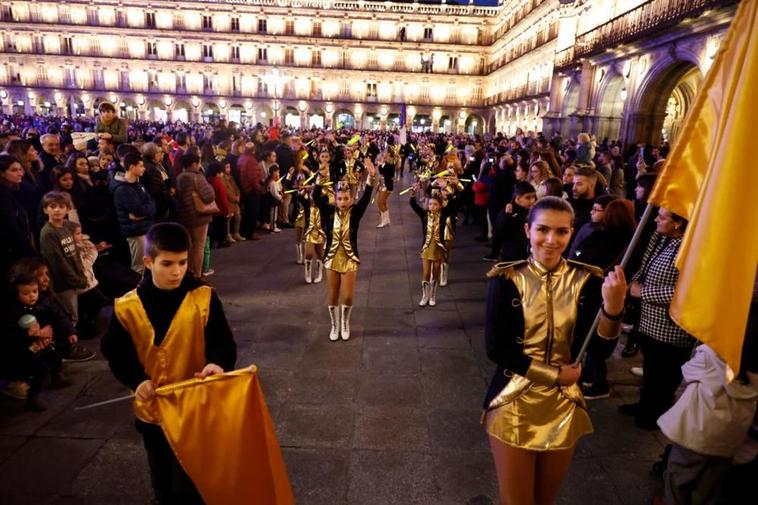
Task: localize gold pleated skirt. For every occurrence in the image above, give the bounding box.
[485,383,593,451]
[325,246,359,273]
[304,227,325,245]
[421,241,445,262]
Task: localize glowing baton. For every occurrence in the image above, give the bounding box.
[445,144,456,153]
[435,169,449,178]
[460,178,472,182]
[399,187,413,196]
[303,173,316,185]
[347,134,361,146]
[284,189,298,194]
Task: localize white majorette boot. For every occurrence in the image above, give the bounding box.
[385,210,391,226]
[314,260,324,283]
[296,243,304,265]
[340,305,353,340]
[419,281,430,307]
[304,259,313,284]
[440,263,449,287]
[328,306,340,341]
[429,281,438,307]
[377,211,387,228]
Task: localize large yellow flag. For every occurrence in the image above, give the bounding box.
[648,0,758,375]
[155,366,295,505]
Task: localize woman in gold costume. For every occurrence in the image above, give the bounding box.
[376,152,395,229]
[483,196,627,505]
[313,158,377,341]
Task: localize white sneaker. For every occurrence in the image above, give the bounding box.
[630,366,644,378]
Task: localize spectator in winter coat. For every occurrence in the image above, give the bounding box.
[110,153,156,274]
[175,152,217,277]
[207,162,233,247]
[575,132,595,166]
[0,155,36,283]
[484,181,537,262]
[141,142,172,221]
[238,142,265,240]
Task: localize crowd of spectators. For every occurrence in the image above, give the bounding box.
[1,108,755,504]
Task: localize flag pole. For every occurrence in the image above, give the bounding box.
[573,202,656,365]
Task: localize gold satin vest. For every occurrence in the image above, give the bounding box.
[114,285,212,424]
[422,211,446,253]
[324,209,359,264]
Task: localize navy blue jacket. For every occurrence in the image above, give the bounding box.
[109,173,156,237]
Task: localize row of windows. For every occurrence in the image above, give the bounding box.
[1,7,466,44]
[3,35,472,73]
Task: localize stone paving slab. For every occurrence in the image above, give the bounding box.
[0,183,662,504]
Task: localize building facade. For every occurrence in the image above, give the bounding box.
[0,0,738,145]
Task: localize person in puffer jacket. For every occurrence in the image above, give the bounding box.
[109,152,156,275]
[658,281,758,505]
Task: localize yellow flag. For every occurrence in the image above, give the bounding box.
[155,367,295,505]
[649,0,758,375]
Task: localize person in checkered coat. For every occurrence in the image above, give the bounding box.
[619,207,696,429]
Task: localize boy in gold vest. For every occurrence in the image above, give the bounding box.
[101,223,237,505]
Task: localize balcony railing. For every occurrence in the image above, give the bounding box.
[485,77,551,106]
[573,0,736,61]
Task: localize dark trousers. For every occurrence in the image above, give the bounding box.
[664,443,731,505]
[639,334,693,423]
[6,348,62,397]
[77,286,110,339]
[136,420,205,505]
[241,192,261,238]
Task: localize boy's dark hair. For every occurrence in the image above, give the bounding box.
[175,131,188,146]
[181,152,200,169]
[8,257,47,281]
[512,181,536,198]
[269,163,280,174]
[99,102,117,114]
[116,143,139,160]
[205,161,224,178]
[146,223,191,259]
[123,153,142,172]
[41,190,72,210]
[10,271,38,289]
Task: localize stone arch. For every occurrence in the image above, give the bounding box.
[465,113,484,135]
[172,99,192,123]
[595,72,626,143]
[309,107,326,129]
[334,110,355,130]
[627,59,703,147]
[560,80,580,138]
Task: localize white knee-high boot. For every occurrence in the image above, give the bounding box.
[440,263,449,287]
[296,243,304,265]
[419,281,430,307]
[305,259,313,284]
[385,210,391,226]
[314,260,324,283]
[377,211,387,228]
[429,281,438,306]
[340,305,352,340]
[328,306,340,341]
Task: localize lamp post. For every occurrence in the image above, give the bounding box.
[263,66,289,127]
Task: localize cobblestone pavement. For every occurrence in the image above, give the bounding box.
[0,184,666,504]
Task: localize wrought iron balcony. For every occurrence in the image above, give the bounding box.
[572,0,737,61]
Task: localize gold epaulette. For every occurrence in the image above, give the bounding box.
[566,259,605,278]
[486,260,528,279]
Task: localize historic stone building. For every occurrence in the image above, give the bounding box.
[0,0,738,146]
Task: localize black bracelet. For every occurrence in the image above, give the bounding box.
[601,305,624,321]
